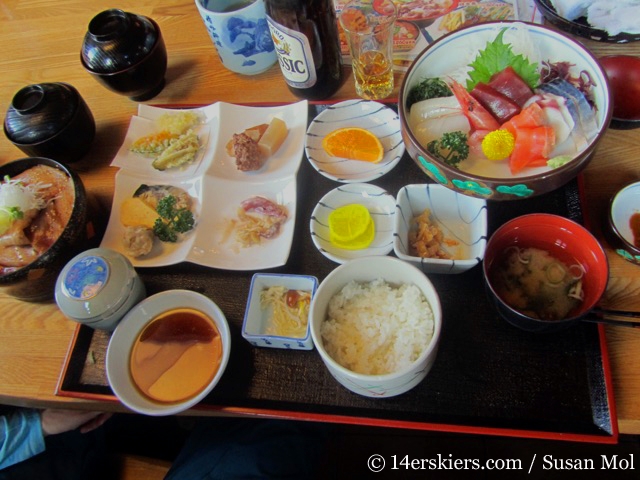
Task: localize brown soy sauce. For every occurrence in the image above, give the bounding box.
[129,308,222,404]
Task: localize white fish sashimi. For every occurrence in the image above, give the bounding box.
[413,114,471,148]
[525,93,575,144]
[408,96,461,127]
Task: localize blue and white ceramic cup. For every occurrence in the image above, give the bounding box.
[195,0,277,75]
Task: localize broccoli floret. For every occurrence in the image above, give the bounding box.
[426,131,470,168]
[153,195,195,242]
[406,78,452,110]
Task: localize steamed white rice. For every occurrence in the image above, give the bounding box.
[321,279,434,375]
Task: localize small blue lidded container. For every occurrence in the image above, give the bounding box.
[55,248,145,331]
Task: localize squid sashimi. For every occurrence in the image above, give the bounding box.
[413,114,470,148]
[449,80,500,131]
[509,126,556,174]
[408,94,471,147]
[408,96,462,127]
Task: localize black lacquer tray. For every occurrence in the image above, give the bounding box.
[57,102,616,443]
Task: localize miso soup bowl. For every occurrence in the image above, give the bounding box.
[483,214,609,333]
[106,290,231,415]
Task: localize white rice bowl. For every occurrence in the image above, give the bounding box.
[310,256,442,398]
[322,279,434,375]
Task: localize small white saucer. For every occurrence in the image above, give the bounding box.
[305,100,404,183]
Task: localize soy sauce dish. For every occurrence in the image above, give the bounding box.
[483,214,609,333]
[106,290,230,415]
[605,180,640,265]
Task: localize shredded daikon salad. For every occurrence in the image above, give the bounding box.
[260,286,311,338]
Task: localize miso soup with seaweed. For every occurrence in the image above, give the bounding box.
[489,246,585,321]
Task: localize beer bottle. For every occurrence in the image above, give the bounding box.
[265,0,344,100]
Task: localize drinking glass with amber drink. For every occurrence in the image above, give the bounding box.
[339,0,397,100]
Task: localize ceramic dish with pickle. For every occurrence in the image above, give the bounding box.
[310,183,395,264]
[394,184,487,274]
[242,273,317,350]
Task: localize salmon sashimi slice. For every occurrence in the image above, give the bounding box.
[502,103,546,137]
[509,126,556,174]
[449,80,500,132]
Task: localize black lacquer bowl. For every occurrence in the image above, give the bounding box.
[81,9,167,101]
[0,158,88,302]
[3,83,95,164]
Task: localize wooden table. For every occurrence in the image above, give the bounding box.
[1,1,639,434]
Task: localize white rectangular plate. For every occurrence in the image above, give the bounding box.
[100,100,307,270]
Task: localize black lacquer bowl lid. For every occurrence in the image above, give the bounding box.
[81,9,158,74]
[4,83,80,145]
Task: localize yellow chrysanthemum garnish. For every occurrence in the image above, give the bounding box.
[481,129,515,161]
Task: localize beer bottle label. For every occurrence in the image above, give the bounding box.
[266,16,317,88]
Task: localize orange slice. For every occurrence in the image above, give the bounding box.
[322,127,384,163]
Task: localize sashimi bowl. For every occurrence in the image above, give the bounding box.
[398,21,612,201]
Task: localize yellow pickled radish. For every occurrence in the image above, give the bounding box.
[330,215,375,250]
[481,129,515,161]
[328,204,372,242]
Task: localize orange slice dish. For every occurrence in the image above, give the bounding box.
[322,127,384,163]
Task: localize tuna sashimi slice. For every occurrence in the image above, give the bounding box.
[470,82,521,123]
[488,66,534,107]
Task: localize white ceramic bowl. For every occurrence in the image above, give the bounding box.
[394,184,488,274]
[242,273,317,350]
[310,183,395,264]
[310,256,442,398]
[106,289,231,415]
[305,100,405,183]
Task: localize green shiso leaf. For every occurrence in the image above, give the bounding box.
[466,28,539,91]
